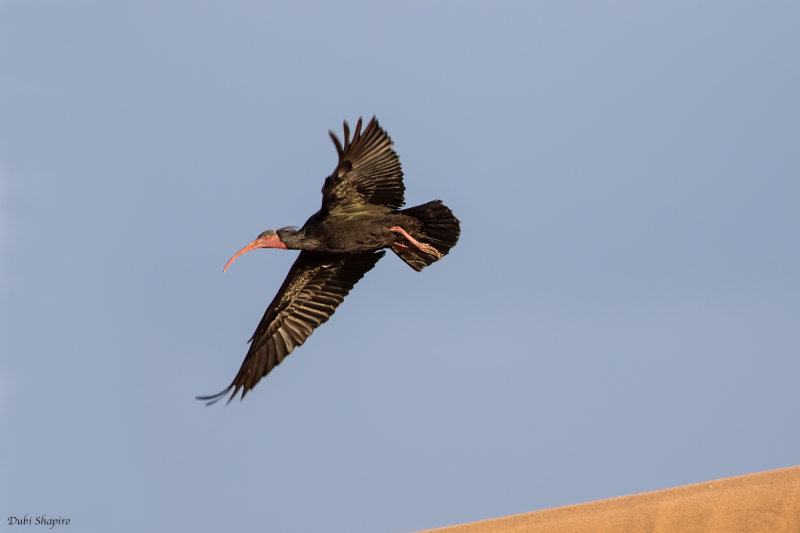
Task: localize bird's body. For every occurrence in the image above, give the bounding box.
[198,117,460,405]
[283,211,413,253]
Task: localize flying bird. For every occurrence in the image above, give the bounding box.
[198,117,460,404]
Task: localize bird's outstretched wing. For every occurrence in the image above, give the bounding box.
[197,250,385,405]
[321,116,405,215]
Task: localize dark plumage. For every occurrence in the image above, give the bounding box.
[198,117,460,405]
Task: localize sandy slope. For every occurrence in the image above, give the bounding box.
[421,466,800,533]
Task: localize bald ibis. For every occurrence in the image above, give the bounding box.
[198,117,460,404]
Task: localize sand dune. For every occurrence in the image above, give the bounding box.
[421,466,800,532]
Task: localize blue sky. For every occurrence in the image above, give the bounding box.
[1,2,799,532]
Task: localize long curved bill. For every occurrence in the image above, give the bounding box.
[223,233,288,272]
[223,240,263,272]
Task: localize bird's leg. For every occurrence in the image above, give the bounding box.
[390,226,443,259]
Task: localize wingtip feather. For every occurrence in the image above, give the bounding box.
[195,384,235,406]
[329,130,343,158]
[342,120,351,152]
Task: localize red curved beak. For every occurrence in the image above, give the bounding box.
[223,234,288,272]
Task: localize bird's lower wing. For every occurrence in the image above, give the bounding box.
[197,250,385,405]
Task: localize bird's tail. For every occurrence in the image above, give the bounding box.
[393,200,460,271]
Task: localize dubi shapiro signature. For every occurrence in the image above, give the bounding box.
[7,515,70,529]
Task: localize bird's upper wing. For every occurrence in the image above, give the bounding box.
[321,116,405,215]
[197,250,385,405]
